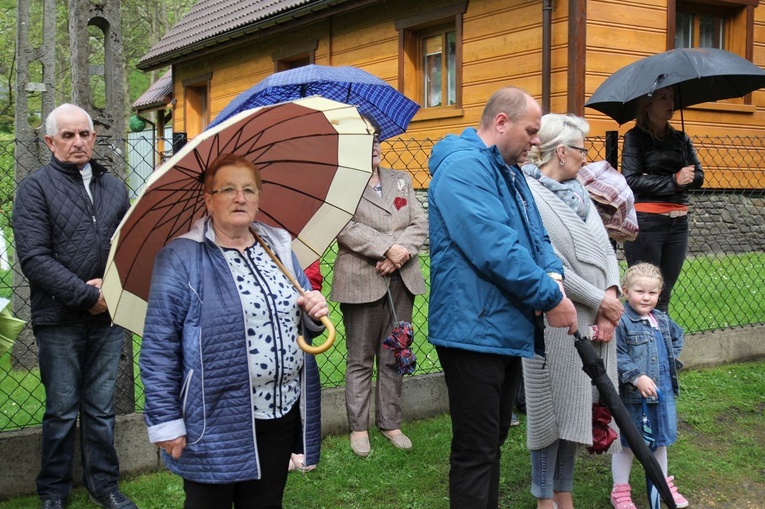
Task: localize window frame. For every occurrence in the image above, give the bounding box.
[667,0,758,105]
[395,1,466,117]
[182,73,212,138]
[272,40,316,73]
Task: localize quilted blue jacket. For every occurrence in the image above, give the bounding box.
[140,218,323,483]
[12,156,130,326]
[427,128,564,357]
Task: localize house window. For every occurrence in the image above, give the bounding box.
[273,41,316,73]
[675,9,725,48]
[396,2,466,111]
[183,73,211,138]
[671,1,755,55]
[423,28,457,108]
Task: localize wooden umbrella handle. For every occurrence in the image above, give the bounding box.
[297,316,335,355]
[253,231,335,355]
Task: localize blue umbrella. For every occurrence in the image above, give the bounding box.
[208,64,420,141]
[641,392,662,509]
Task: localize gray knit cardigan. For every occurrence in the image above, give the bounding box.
[522,174,621,451]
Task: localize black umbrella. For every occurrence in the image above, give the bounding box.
[584,48,765,125]
[572,331,677,509]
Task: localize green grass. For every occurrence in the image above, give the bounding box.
[1,360,762,508]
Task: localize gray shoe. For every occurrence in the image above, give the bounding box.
[40,499,65,509]
[89,490,138,509]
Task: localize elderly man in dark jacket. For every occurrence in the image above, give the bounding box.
[12,104,136,509]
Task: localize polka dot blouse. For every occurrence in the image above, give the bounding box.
[221,240,304,420]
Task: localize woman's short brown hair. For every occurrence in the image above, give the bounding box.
[203,153,262,194]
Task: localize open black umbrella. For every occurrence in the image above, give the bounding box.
[572,331,677,509]
[585,48,765,125]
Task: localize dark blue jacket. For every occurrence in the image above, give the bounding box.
[427,128,564,357]
[140,218,322,483]
[12,156,130,326]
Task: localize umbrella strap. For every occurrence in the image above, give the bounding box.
[385,281,400,324]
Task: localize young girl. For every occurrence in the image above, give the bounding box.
[610,263,688,509]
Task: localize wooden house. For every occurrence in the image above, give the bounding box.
[135,0,765,187]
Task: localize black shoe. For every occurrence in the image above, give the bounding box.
[40,499,65,509]
[89,490,138,509]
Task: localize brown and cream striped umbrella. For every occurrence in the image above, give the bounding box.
[103,97,373,346]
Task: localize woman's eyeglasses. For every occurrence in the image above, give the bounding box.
[567,145,588,156]
[209,186,260,200]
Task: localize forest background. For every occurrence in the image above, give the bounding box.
[0,0,197,133]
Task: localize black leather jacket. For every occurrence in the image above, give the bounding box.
[621,126,704,205]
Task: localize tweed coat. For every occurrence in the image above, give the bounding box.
[330,167,427,304]
[522,174,621,451]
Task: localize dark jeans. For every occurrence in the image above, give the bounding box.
[624,212,689,313]
[183,402,300,509]
[35,322,123,500]
[437,346,521,509]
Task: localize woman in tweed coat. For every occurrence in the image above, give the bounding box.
[521,114,623,509]
[329,127,427,458]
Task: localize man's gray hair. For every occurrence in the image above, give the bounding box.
[45,104,94,136]
[479,87,529,129]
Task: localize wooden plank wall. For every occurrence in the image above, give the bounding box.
[169,0,765,188]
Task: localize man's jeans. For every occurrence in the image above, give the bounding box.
[35,322,123,500]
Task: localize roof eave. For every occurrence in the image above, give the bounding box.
[137,0,373,71]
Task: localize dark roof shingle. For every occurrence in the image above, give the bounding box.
[133,72,173,111]
[138,0,316,69]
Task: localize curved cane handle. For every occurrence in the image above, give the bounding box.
[297,315,336,355]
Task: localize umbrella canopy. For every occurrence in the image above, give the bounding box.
[208,64,420,141]
[584,48,765,125]
[382,287,416,375]
[572,331,677,509]
[103,97,374,339]
[383,321,416,375]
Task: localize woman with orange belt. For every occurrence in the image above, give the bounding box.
[621,86,704,313]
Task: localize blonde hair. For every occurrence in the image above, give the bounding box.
[635,86,676,139]
[527,113,589,167]
[621,262,664,291]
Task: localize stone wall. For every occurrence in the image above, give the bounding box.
[690,192,765,254]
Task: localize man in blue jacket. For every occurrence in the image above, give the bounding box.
[428,87,578,508]
[13,104,136,509]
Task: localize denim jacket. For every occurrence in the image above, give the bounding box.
[615,303,684,404]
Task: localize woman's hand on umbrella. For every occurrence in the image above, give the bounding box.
[385,244,411,267]
[156,436,186,459]
[376,258,398,276]
[298,290,329,321]
[636,375,658,399]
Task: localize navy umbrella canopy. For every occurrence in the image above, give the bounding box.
[585,48,765,125]
[209,64,420,141]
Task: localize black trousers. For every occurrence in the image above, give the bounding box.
[624,212,689,314]
[437,346,521,509]
[182,403,300,509]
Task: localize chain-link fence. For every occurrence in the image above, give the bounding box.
[1,133,764,433]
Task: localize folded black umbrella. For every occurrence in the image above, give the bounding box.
[573,331,677,509]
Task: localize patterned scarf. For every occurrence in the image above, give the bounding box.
[522,163,591,221]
